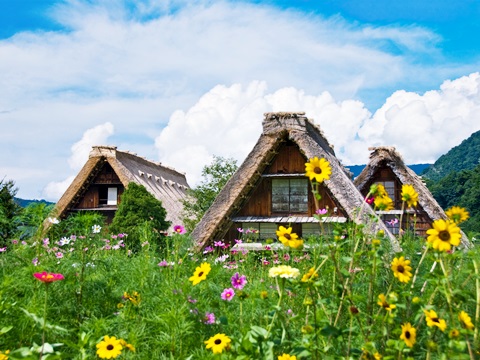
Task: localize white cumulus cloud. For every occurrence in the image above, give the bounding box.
[156,73,480,187]
[42,122,115,200]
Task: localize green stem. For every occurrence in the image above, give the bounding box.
[39,284,49,359]
[266,278,283,339]
[410,245,429,291]
[398,201,406,237]
[473,259,479,343]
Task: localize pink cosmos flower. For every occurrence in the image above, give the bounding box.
[55,252,63,259]
[203,312,216,324]
[387,218,399,226]
[315,208,328,215]
[0,247,6,252]
[221,288,235,301]
[173,225,186,234]
[33,271,64,283]
[231,272,247,290]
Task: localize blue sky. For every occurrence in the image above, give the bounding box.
[1,0,480,200]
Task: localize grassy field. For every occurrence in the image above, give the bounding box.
[0,213,478,359]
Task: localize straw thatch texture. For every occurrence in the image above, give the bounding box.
[52,145,189,229]
[192,113,400,252]
[354,146,471,248]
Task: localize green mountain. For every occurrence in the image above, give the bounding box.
[422,130,480,181]
[423,129,480,236]
[14,197,54,208]
[347,163,431,178]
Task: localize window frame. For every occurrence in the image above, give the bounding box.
[271,178,309,214]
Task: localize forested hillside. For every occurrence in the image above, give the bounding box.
[423,130,480,236]
[422,130,480,181]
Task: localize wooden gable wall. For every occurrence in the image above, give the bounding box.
[73,162,124,210]
[235,141,346,218]
[359,162,433,235]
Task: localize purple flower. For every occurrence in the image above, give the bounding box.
[315,208,328,215]
[221,288,235,301]
[203,312,216,324]
[237,228,244,233]
[55,252,64,259]
[32,257,39,266]
[231,272,247,290]
[173,225,186,234]
[188,296,198,303]
[203,246,214,254]
[0,247,6,252]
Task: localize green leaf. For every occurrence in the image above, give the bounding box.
[0,326,12,334]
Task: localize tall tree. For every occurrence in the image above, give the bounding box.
[0,179,22,246]
[182,155,238,232]
[109,182,170,251]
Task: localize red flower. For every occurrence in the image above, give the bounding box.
[33,271,64,283]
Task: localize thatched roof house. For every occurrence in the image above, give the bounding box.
[354,146,471,247]
[52,145,189,227]
[192,112,400,252]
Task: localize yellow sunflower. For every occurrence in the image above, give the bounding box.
[446,206,469,224]
[449,329,460,338]
[96,336,123,359]
[369,183,388,198]
[399,323,416,348]
[0,350,10,360]
[189,262,211,285]
[424,309,447,331]
[391,256,413,283]
[305,157,332,183]
[401,184,418,208]
[301,267,319,282]
[426,219,461,252]
[119,339,135,352]
[288,238,304,249]
[204,333,231,354]
[278,355,297,360]
[377,294,396,312]
[374,196,394,211]
[276,226,299,247]
[458,311,474,330]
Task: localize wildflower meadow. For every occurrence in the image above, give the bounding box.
[0,158,478,359]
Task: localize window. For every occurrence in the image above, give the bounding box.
[107,187,118,205]
[239,223,277,241]
[272,178,308,213]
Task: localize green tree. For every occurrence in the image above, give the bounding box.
[182,155,238,232]
[429,165,480,236]
[109,182,170,251]
[14,202,55,240]
[0,179,22,246]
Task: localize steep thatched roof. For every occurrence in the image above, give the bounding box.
[354,146,471,248]
[192,112,401,252]
[53,145,189,227]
